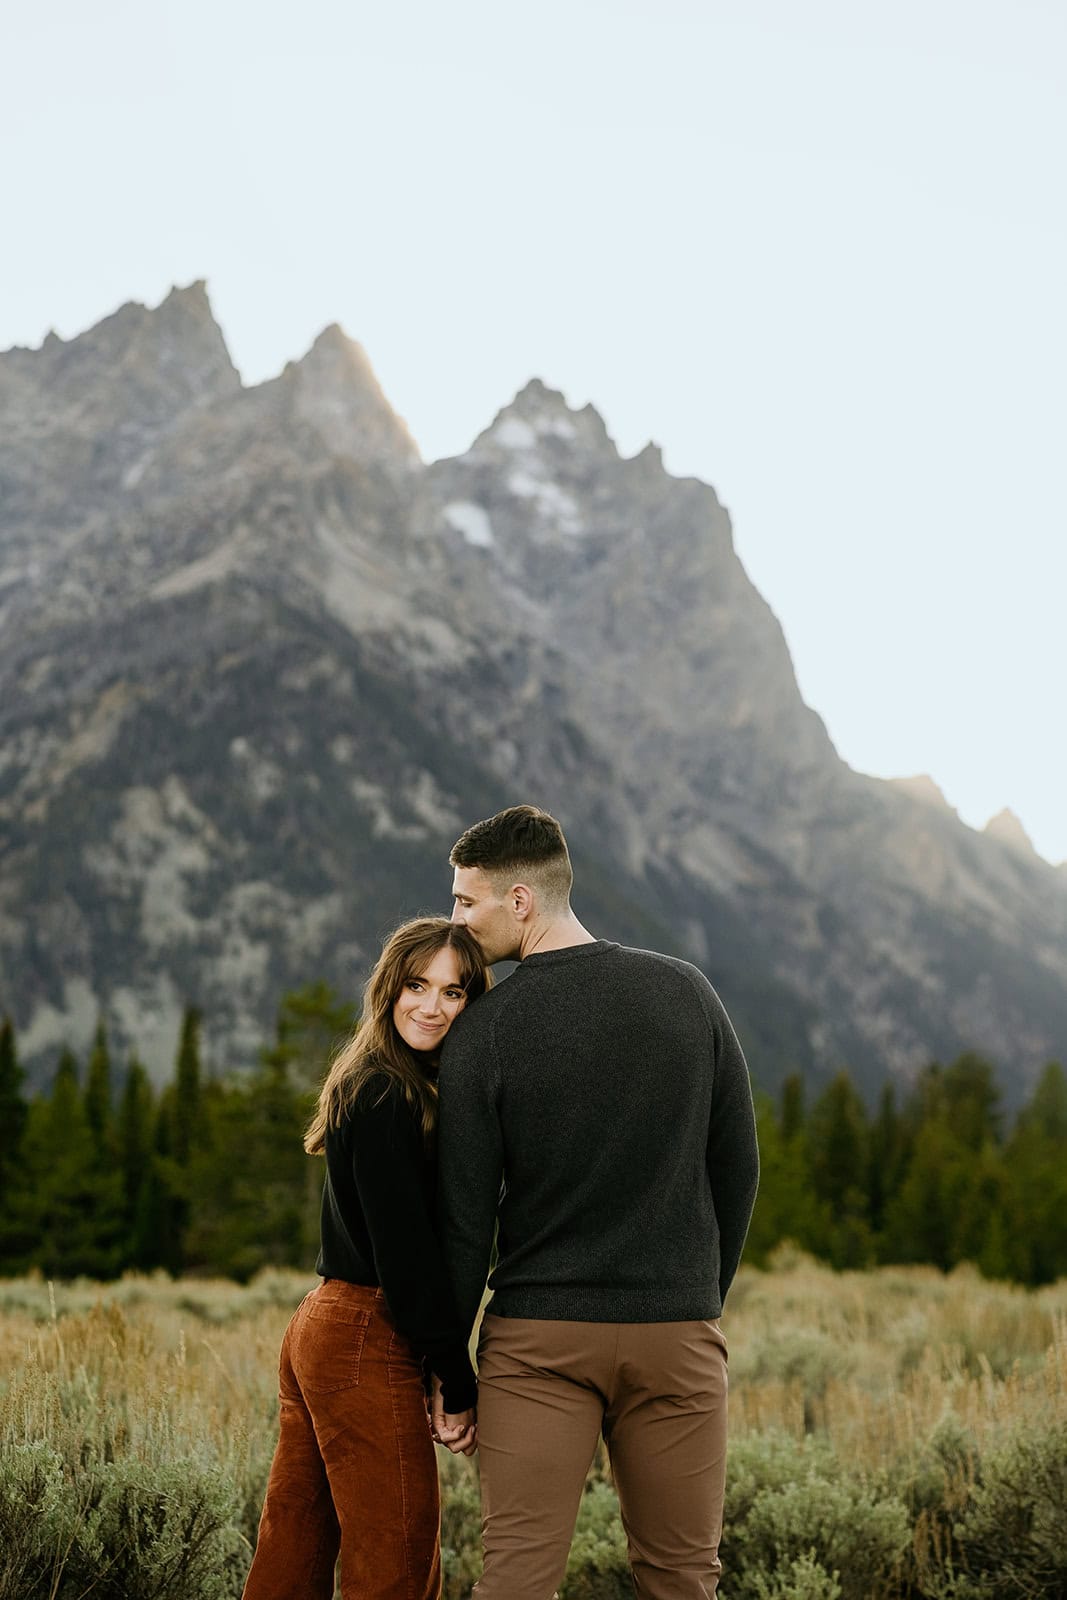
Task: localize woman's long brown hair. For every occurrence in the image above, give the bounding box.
[304,917,490,1153]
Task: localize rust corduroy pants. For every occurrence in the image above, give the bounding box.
[242,1281,441,1600]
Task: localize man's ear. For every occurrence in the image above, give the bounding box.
[511,882,535,921]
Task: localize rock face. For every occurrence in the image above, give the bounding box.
[2,285,1066,1101]
[984,809,1038,856]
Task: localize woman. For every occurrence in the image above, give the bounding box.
[242,917,490,1600]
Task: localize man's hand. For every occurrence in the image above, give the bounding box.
[430,1375,478,1456]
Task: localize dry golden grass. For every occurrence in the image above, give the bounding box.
[3,1256,1066,1598]
[0,1268,315,1552]
[2,1250,1064,1489]
[725,1249,1067,1470]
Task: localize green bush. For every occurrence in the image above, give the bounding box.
[441,1466,632,1600]
[929,1422,1067,1599]
[440,1452,483,1600]
[750,1550,843,1600]
[740,1328,855,1402]
[62,1455,247,1600]
[0,1445,247,1600]
[722,1430,909,1600]
[0,1442,73,1600]
[562,1480,631,1600]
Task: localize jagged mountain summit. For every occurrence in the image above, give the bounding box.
[2,283,1065,1099]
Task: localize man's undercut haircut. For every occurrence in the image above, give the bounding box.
[451,804,574,910]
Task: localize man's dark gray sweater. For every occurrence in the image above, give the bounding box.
[438,940,760,1339]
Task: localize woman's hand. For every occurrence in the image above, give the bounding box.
[430,1377,478,1456]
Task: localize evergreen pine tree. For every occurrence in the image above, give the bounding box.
[84,1016,113,1161]
[882,1118,962,1270]
[183,985,348,1277]
[262,982,357,1090]
[0,1016,29,1266]
[1003,1061,1067,1284]
[150,1084,185,1274]
[185,1058,312,1279]
[117,1056,157,1265]
[867,1082,903,1239]
[0,1015,27,1194]
[1018,1060,1067,1140]
[171,1005,202,1166]
[742,1089,827,1265]
[780,1073,805,1142]
[806,1071,873,1267]
[941,1052,1002,1151]
[17,1047,124,1277]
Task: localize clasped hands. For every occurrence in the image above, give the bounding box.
[429,1375,477,1456]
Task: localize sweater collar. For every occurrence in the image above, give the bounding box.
[517,939,618,969]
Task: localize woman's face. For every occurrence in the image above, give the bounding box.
[392,945,468,1053]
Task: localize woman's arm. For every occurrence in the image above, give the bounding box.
[348,1076,478,1414]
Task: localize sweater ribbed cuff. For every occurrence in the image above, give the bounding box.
[434,1349,478,1415]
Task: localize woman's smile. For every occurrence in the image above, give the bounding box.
[392,947,468,1052]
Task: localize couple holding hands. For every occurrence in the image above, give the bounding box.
[242,804,759,1600]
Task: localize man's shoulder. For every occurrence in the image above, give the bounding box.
[615,944,716,989]
[440,981,512,1064]
[611,945,730,1023]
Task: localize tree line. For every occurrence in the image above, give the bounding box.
[746,1053,1067,1283]
[0,996,1065,1284]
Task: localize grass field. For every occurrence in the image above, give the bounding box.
[2,1252,1066,1598]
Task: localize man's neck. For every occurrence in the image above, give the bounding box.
[518,913,598,960]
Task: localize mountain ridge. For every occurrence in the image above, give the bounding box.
[2,283,1064,1101]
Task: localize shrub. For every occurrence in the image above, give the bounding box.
[562,1480,631,1600]
[0,1442,73,1600]
[722,1430,909,1600]
[750,1550,843,1600]
[739,1328,854,1403]
[0,1443,247,1600]
[440,1452,483,1600]
[931,1422,1067,1599]
[56,1455,247,1600]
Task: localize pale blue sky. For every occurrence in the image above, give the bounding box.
[4,0,1065,861]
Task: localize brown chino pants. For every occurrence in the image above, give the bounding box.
[242,1281,441,1600]
[473,1313,729,1600]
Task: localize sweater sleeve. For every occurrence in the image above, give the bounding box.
[349,1078,477,1413]
[437,1013,505,1343]
[701,983,760,1306]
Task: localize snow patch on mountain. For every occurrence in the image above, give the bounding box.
[444,501,494,547]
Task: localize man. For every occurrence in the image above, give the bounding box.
[434,804,759,1600]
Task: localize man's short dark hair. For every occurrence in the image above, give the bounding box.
[450,805,573,910]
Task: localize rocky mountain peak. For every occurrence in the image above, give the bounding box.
[470,377,617,463]
[984,808,1038,856]
[277,323,420,467]
[1,281,239,435]
[0,283,242,541]
[67,280,239,402]
[632,441,664,469]
[3,289,1067,1107]
[887,774,958,815]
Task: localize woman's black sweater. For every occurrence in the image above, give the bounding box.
[316,1072,477,1413]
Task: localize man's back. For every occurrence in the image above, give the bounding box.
[438,940,759,1338]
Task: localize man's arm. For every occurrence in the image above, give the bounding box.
[703,987,760,1305]
[437,1012,505,1342]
